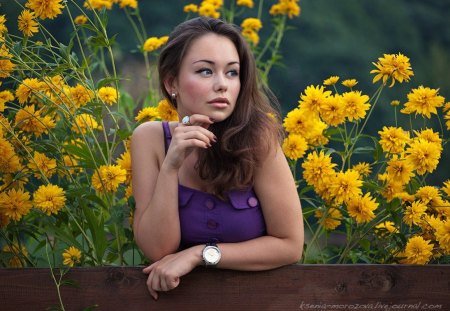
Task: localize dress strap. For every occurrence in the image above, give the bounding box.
[162,121,172,154]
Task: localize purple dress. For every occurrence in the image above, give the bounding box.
[162,122,267,249]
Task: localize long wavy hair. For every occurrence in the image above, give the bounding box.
[158,17,283,196]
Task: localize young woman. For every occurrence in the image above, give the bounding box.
[131,16,303,300]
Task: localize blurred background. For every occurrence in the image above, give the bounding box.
[2,0,449,183]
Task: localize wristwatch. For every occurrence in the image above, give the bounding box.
[202,243,221,266]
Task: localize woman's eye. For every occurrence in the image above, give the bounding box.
[196,68,212,76]
[227,70,239,77]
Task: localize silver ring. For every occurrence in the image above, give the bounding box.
[181,115,191,126]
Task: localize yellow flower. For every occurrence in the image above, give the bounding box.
[2,243,28,267]
[18,10,39,37]
[69,84,94,108]
[15,78,44,104]
[378,126,410,154]
[241,28,259,45]
[330,170,363,205]
[282,134,308,160]
[62,246,82,267]
[352,162,372,178]
[183,4,198,13]
[157,99,179,121]
[135,106,160,122]
[386,155,415,186]
[323,76,339,86]
[198,2,220,18]
[299,85,331,115]
[203,0,223,9]
[0,137,21,174]
[241,18,262,31]
[403,201,427,226]
[26,0,64,20]
[97,86,118,105]
[14,105,56,137]
[0,188,32,221]
[0,15,7,34]
[270,0,301,19]
[0,45,15,79]
[237,0,254,8]
[415,186,444,207]
[315,207,342,230]
[390,100,400,107]
[0,210,11,228]
[341,79,358,88]
[406,139,441,175]
[27,151,57,179]
[347,192,378,224]
[83,0,114,10]
[301,150,336,189]
[375,221,398,236]
[341,90,370,122]
[435,221,450,254]
[143,37,164,52]
[119,0,137,9]
[71,113,102,134]
[402,236,433,264]
[442,180,450,197]
[92,164,127,193]
[117,150,131,183]
[33,184,66,215]
[74,15,88,25]
[370,53,414,87]
[319,94,346,127]
[400,86,445,118]
[0,90,14,112]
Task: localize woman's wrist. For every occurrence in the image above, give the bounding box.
[188,245,204,267]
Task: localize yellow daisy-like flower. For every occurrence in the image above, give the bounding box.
[25,0,64,20]
[18,10,39,37]
[323,76,339,86]
[0,45,16,79]
[237,0,254,8]
[415,186,444,207]
[299,85,331,115]
[403,201,427,226]
[315,207,342,230]
[142,36,167,53]
[442,180,450,197]
[74,15,88,25]
[83,0,113,10]
[375,221,398,236]
[97,86,118,105]
[406,139,441,175]
[378,126,410,154]
[0,209,11,227]
[283,108,312,134]
[0,90,14,112]
[318,94,346,127]
[330,170,363,205]
[71,113,102,134]
[203,0,223,9]
[0,137,21,174]
[301,150,336,189]
[391,100,401,107]
[341,90,370,122]
[92,164,127,193]
[0,188,32,221]
[2,243,28,267]
[400,86,445,119]
[386,155,415,186]
[62,246,82,267]
[33,184,66,215]
[435,221,450,254]
[198,2,220,18]
[157,99,179,121]
[183,4,198,13]
[402,236,433,265]
[0,15,7,34]
[346,192,378,224]
[135,106,160,122]
[269,0,301,18]
[119,0,137,9]
[351,162,372,178]
[69,84,94,108]
[117,150,131,183]
[27,151,57,179]
[370,53,414,87]
[414,128,442,151]
[341,79,358,88]
[15,78,44,104]
[282,134,308,160]
[241,28,259,45]
[14,105,56,137]
[241,18,262,31]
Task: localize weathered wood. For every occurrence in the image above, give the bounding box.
[0,265,449,311]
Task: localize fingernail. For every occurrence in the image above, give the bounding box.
[209,117,215,122]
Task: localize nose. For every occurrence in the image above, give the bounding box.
[213,73,228,93]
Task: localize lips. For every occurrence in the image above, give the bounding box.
[208,97,230,105]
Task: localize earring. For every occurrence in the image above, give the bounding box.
[171,93,176,99]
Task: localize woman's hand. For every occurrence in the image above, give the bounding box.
[143,245,203,300]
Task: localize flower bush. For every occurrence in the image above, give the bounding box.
[1,0,449,272]
[0,0,301,268]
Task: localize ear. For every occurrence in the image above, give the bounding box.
[163,76,177,96]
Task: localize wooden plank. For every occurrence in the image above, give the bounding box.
[0,265,449,311]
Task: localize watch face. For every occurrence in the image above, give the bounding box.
[203,246,221,265]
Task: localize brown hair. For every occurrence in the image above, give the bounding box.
[158,17,283,196]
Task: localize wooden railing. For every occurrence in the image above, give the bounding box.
[1,265,449,310]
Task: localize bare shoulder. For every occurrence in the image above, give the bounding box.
[131,121,166,161]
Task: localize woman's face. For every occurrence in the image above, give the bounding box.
[168,33,241,122]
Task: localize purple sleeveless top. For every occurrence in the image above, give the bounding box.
[162,122,267,248]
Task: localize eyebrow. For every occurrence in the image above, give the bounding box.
[192,59,240,66]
